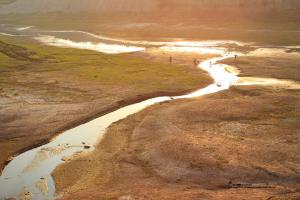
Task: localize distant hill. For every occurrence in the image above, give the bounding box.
[0,0,299,45]
[0,0,156,13]
[0,0,299,22]
[0,0,299,13]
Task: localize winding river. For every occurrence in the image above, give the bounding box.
[0,24,299,200]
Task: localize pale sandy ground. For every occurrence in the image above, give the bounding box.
[53,53,300,200]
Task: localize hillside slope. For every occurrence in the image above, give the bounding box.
[0,0,299,19]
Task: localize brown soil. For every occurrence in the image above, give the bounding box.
[0,46,212,174]
[221,55,300,82]
[53,53,300,200]
[54,86,300,200]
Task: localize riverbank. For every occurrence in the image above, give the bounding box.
[54,86,300,200]
[0,35,213,174]
[53,50,300,200]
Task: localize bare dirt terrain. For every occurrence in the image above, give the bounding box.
[1,1,300,199]
[53,52,300,200]
[221,51,300,82]
[54,86,300,200]
[0,36,212,174]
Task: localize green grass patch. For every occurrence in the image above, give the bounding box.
[0,35,208,102]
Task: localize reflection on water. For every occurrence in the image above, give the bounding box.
[159,46,226,55]
[34,29,248,47]
[35,35,146,54]
[0,38,241,199]
[0,25,300,200]
[16,26,33,31]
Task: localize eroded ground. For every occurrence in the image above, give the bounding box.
[0,35,212,173]
[53,51,300,200]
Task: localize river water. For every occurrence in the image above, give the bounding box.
[0,24,299,200]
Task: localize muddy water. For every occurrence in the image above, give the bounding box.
[0,25,299,200]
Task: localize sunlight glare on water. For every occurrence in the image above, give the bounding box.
[35,35,146,54]
[4,29,290,200]
[0,40,240,199]
[159,46,226,55]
